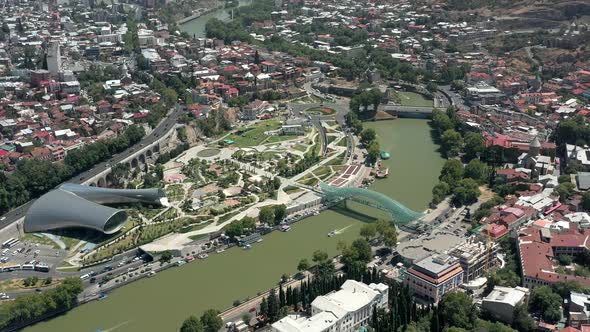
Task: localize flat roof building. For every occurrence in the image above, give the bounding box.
[272,280,389,332]
[405,254,464,304]
[482,286,529,324]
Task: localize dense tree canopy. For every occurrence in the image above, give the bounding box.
[439,291,478,330]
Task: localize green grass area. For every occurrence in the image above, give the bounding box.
[189,234,210,242]
[56,261,79,272]
[284,185,303,195]
[179,220,212,233]
[305,107,336,116]
[0,278,61,292]
[166,184,185,202]
[312,166,332,177]
[291,95,323,104]
[397,91,433,107]
[264,135,299,145]
[196,148,221,158]
[21,234,59,249]
[297,174,320,186]
[326,152,346,166]
[227,120,282,148]
[292,144,308,152]
[137,206,165,220]
[337,138,348,147]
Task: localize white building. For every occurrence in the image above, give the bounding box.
[47,41,61,77]
[482,286,529,324]
[272,280,389,332]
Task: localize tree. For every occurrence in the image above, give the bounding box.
[360,223,377,240]
[200,309,223,332]
[439,159,464,186]
[259,206,275,225]
[451,80,464,91]
[463,132,484,161]
[297,258,310,272]
[254,50,261,64]
[160,251,173,263]
[529,286,562,323]
[439,291,478,330]
[340,238,372,268]
[464,159,487,183]
[273,204,287,224]
[512,304,536,332]
[441,129,463,157]
[312,250,329,264]
[367,141,380,164]
[553,182,575,202]
[180,315,204,332]
[360,128,377,146]
[582,192,590,211]
[426,82,438,93]
[432,181,451,204]
[453,178,481,205]
[432,109,454,135]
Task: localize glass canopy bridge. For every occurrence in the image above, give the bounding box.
[319,182,424,226]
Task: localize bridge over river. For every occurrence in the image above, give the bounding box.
[319,182,424,225]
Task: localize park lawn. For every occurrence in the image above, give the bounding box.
[284,185,303,195]
[56,261,79,272]
[188,234,210,241]
[179,220,213,233]
[260,151,284,161]
[292,144,308,153]
[264,135,299,145]
[166,184,185,202]
[337,138,348,147]
[298,177,319,186]
[313,166,332,178]
[20,234,60,249]
[397,91,434,107]
[305,107,336,116]
[227,120,282,147]
[0,278,62,292]
[325,152,346,166]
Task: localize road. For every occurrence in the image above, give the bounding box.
[0,109,183,230]
[437,85,468,111]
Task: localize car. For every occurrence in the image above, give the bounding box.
[0,217,6,221]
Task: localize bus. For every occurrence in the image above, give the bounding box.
[2,264,20,272]
[34,264,50,272]
[2,238,18,248]
[21,264,34,270]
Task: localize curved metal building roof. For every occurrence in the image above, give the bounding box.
[24,189,127,234]
[24,184,168,234]
[59,183,167,205]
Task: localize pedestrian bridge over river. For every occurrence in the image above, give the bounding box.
[319,182,424,225]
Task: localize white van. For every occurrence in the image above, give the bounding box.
[80,274,90,280]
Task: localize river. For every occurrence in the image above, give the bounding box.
[24,119,443,332]
[179,0,253,38]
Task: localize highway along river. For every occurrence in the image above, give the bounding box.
[23,119,443,332]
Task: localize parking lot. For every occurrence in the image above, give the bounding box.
[396,207,471,263]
